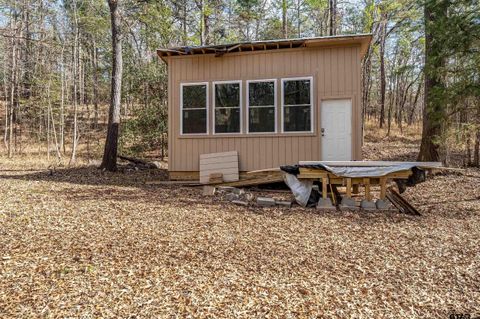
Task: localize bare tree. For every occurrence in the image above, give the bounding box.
[100,0,123,171]
[282,0,288,38]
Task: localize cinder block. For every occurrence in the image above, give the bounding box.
[276,200,292,208]
[360,200,376,211]
[317,198,336,211]
[218,186,235,191]
[232,200,248,206]
[257,197,276,207]
[376,199,394,210]
[203,186,216,196]
[339,196,359,211]
[341,196,356,207]
[231,187,245,195]
[226,193,240,201]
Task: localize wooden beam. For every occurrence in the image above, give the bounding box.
[322,177,328,199]
[227,44,242,52]
[346,178,352,197]
[298,167,412,180]
[299,160,442,168]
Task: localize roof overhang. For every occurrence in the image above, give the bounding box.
[157,34,372,63]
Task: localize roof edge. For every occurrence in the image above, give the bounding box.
[157,34,372,61]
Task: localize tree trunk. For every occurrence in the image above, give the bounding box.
[182,0,187,44]
[328,0,336,36]
[408,74,423,125]
[282,0,288,38]
[92,41,99,128]
[69,0,79,166]
[379,11,387,128]
[474,105,480,167]
[418,0,448,162]
[100,0,123,172]
[60,45,65,152]
[8,27,17,158]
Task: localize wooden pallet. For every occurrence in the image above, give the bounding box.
[386,187,421,215]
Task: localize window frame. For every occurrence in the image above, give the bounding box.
[180,82,209,136]
[212,80,243,135]
[280,76,314,134]
[246,79,277,134]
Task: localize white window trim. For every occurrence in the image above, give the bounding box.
[280,76,314,133]
[180,82,209,136]
[246,79,277,134]
[213,80,242,135]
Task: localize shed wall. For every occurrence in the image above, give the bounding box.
[167,45,362,172]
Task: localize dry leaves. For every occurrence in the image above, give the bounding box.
[0,132,479,318]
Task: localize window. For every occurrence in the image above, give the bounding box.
[282,77,313,132]
[247,80,276,133]
[181,83,208,134]
[214,81,241,134]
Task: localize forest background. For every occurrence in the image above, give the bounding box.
[0,0,478,167]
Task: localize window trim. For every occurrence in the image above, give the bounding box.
[281,76,314,133]
[213,80,243,135]
[180,82,209,136]
[246,79,277,134]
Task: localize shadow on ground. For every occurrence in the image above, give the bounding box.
[0,165,169,188]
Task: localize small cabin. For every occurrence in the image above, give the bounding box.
[157,34,372,180]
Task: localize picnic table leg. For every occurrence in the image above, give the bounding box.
[346,178,352,197]
[322,177,328,199]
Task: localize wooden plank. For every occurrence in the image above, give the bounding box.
[246,167,281,174]
[200,167,239,177]
[322,177,328,199]
[200,161,238,171]
[218,172,284,187]
[169,171,200,181]
[200,151,239,184]
[299,161,443,168]
[386,188,421,216]
[346,178,352,197]
[297,168,412,179]
[199,156,238,165]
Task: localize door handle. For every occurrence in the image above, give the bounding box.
[321,128,325,136]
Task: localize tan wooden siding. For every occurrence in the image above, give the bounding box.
[167,45,362,172]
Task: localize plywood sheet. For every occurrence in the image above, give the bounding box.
[200,151,239,184]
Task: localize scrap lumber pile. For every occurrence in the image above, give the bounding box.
[209,160,443,213]
[386,187,421,215]
[151,153,445,214]
[280,160,443,213]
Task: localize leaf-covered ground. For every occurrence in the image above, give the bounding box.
[1,131,479,318]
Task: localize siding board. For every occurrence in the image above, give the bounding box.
[169,46,362,172]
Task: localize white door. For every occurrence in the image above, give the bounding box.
[321,99,352,161]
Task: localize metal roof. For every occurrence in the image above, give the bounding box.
[156,33,372,62]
